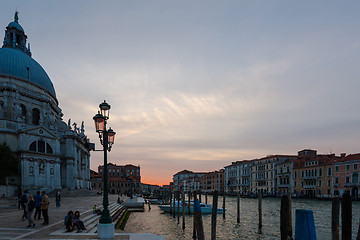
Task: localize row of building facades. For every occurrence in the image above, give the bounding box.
[172,149,360,199]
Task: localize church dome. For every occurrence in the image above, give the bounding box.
[7,21,24,32]
[0,12,56,98]
[0,48,56,98]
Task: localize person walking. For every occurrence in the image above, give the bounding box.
[26,195,36,227]
[20,190,29,221]
[40,191,49,225]
[56,191,61,208]
[33,191,42,220]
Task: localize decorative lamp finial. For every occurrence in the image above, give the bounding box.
[14,11,19,23]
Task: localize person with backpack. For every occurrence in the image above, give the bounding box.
[26,195,36,228]
[20,190,29,221]
[33,191,42,220]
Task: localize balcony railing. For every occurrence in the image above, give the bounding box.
[302,175,319,180]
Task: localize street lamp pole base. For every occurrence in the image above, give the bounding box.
[97,223,115,239]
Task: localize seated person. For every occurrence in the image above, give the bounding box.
[73,211,86,232]
[64,211,75,232]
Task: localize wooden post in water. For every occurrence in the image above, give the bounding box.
[173,191,176,218]
[288,195,292,237]
[280,195,291,240]
[222,191,226,219]
[194,199,204,240]
[258,193,262,230]
[205,193,208,204]
[177,191,180,223]
[193,191,197,240]
[211,190,218,240]
[182,191,185,230]
[341,193,352,240]
[170,191,173,215]
[332,197,340,240]
[188,191,191,214]
[237,192,240,223]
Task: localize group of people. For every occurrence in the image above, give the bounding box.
[19,190,49,228]
[64,210,86,232]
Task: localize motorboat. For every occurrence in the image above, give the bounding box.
[159,200,224,214]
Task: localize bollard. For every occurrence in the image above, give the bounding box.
[280,195,291,240]
[223,192,226,219]
[258,193,262,229]
[182,191,185,230]
[295,209,316,240]
[194,199,204,240]
[205,193,208,204]
[237,192,240,223]
[199,192,202,203]
[332,197,340,240]
[341,193,352,240]
[211,190,218,240]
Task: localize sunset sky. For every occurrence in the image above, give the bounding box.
[1,1,360,185]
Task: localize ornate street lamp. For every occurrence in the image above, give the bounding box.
[93,100,116,238]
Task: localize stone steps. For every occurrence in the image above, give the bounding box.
[50,202,125,235]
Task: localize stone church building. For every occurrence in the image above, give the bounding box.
[0,13,92,196]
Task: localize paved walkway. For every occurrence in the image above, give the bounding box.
[0,194,164,240]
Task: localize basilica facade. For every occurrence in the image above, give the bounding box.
[0,13,92,196]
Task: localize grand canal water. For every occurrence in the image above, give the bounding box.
[124,196,360,239]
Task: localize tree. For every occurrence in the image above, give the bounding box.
[0,142,18,184]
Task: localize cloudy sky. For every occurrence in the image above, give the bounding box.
[1,1,360,185]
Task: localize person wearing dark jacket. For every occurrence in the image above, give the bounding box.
[33,191,42,220]
[56,191,61,207]
[26,195,36,227]
[64,211,74,232]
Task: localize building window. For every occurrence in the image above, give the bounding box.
[319,180,321,187]
[346,165,350,170]
[294,171,297,178]
[354,164,358,170]
[328,180,331,186]
[335,166,339,172]
[32,108,40,125]
[319,168,322,176]
[352,172,359,184]
[29,140,53,154]
[328,167,332,176]
[20,104,27,122]
[345,176,350,183]
[38,140,45,153]
[335,177,339,184]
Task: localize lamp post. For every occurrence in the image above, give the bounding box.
[93,100,116,238]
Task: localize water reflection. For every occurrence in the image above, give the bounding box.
[124,196,360,240]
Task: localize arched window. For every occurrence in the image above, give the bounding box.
[20,104,26,122]
[29,140,53,154]
[29,141,36,151]
[38,140,45,153]
[46,143,53,154]
[32,108,40,125]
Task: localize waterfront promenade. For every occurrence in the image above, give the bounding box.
[0,193,164,240]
